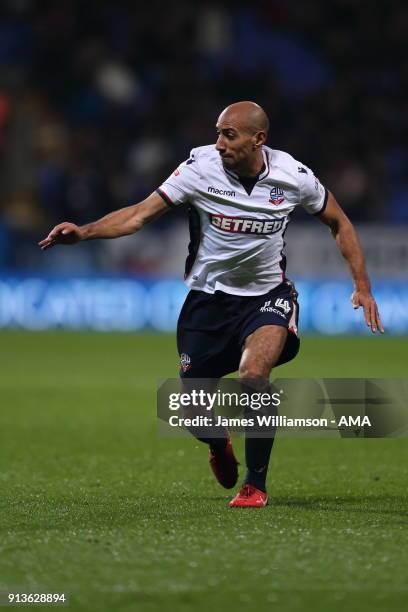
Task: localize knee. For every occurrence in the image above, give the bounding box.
[238,365,268,386]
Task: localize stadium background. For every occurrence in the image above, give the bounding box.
[0,0,407,333]
[0,2,407,612]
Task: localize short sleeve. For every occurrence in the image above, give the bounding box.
[156,150,200,208]
[298,164,328,215]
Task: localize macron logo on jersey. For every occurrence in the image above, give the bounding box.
[208,186,236,197]
[210,214,285,235]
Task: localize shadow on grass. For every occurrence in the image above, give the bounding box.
[269,495,408,518]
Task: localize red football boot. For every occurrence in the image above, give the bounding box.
[229,484,268,508]
[208,437,239,489]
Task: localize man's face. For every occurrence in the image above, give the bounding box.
[215,115,257,172]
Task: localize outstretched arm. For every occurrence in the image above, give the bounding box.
[316,191,384,333]
[38,191,169,250]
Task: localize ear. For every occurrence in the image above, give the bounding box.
[253,131,267,149]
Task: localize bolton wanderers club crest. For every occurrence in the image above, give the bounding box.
[269,186,285,205]
[180,353,191,372]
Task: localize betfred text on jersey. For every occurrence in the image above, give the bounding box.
[210,214,284,235]
[207,186,236,197]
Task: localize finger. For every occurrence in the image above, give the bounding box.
[374,304,384,333]
[38,237,54,247]
[47,224,69,241]
[362,301,371,328]
[40,240,56,251]
[42,226,69,245]
[48,228,64,240]
[39,235,57,247]
[369,301,378,333]
[39,234,56,245]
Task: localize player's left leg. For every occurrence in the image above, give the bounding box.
[228,326,287,507]
[229,280,300,507]
[241,325,286,481]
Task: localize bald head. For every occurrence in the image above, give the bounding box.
[218,101,269,136]
[215,101,269,176]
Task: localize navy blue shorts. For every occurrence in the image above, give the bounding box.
[177,280,300,378]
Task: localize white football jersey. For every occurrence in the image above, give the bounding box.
[157,144,327,296]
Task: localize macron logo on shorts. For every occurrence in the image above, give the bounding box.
[260,300,287,319]
[210,214,284,235]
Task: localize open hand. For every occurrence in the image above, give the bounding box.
[38,222,84,251]
[351,290,384,333]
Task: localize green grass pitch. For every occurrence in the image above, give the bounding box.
[0,331,407,612]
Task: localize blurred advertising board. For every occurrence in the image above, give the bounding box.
[0,275,406,334]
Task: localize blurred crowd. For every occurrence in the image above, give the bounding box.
[0,0,406,273]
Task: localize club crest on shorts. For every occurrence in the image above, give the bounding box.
[269,186,285,205]
[180,353,192,372]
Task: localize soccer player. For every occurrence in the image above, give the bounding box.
[39,101,384,508]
